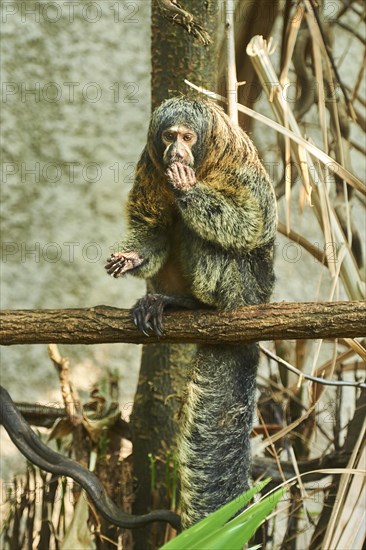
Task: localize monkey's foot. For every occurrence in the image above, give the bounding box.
[167,162,196,190]
[105,251,144,278]
[133,294,171,337]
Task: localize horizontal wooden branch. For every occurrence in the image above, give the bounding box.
[0,301,365,346]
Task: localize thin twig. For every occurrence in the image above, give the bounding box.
[306,0,356,120]
[48,344,82,425]
[225,0,238,124]
[260,345,366,389]
[156,0,211,45]
[277,221,327,265]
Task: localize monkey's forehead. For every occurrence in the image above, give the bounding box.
[150,98,211,134]
[162,125,195,134]
[152,115,207,132]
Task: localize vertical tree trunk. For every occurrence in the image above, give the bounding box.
[130,2,219,549]
[150,2,219,109]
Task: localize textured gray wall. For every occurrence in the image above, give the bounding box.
[1,1,151,416]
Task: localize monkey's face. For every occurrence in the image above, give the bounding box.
[161,126,198,167]
[147,98,211,172]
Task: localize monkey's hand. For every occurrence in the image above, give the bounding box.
[133,294,202,336]
[166,162,196,191]
[105,251,144,278]
[132,294,171,337]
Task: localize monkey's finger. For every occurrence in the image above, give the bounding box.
[112,260,129,277]
[105,260,116,269]
[105,256,125,269]
[105,261,121,271]
[176,162,186,178]
[133,313,138,326]
[133,307,150,337]
[166,166,176,185]
[133,301,152,336]
[112,267,124,278]
[142,310,155,335]
[169,163,180,177]
[155,301,166,336]
[109,260,132,275]
[152,313,164,337]
[145,320,154,332]
[173,162,183,175]
[149,305,163,336]
[133,310,149,336]
[132,310,140,328]
[106,252,124,261]
[141,326,150,337]
[177,163,189,187]
[106,262,124,275]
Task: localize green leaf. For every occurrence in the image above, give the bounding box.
[196,488,284,549]
[160,479,272,550]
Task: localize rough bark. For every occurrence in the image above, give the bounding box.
[151,1,219,110]
[1,301,365,346]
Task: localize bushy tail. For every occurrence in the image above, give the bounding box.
[178,343,259,527]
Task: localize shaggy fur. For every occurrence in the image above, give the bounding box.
[114,97,277,526]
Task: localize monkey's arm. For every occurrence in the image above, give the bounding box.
[106,151,174,279]
[168,163,276,251]
[106,221,171,279]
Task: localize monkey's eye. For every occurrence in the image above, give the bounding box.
[183,134,193,142]
[164,132,175,141]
